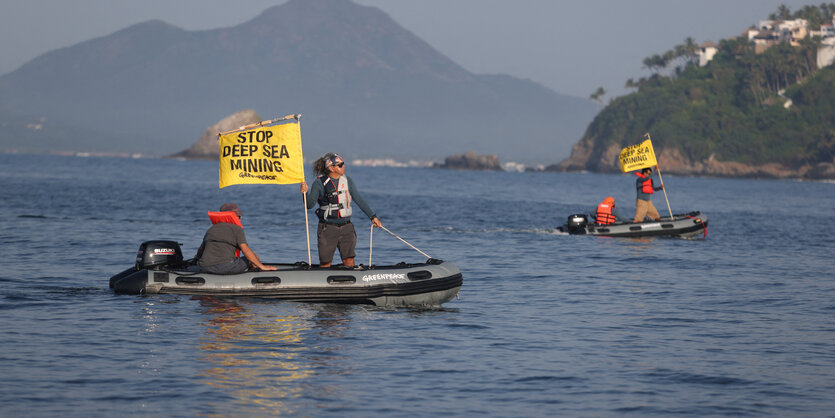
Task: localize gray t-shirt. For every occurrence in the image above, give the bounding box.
[198,222,247,267]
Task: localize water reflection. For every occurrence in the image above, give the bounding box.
[194,297,353,415]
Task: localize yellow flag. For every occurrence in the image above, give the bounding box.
[618,138,658,173]
[218,122,305,188]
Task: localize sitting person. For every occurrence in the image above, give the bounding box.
[595,196,628,225]
[195,202,277,274]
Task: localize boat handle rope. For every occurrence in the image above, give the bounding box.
[686,215,709,238]
[369,225,432,266]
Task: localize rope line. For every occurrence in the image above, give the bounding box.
[379,225,432,259]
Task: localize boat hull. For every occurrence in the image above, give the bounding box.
[110,260,463,307]
[558,211,708,238]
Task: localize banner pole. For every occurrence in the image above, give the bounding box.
[294,114,311,266]
[643,133,673,220]
[303,193,311,265]
[644,132,673,221]
[655,165,673,220]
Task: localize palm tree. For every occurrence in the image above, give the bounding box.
[642,56,657,73]
[683,37,699,65]
[770,4,792,20]
[589,87,607,111]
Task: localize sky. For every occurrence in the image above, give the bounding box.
[0,0,822,100]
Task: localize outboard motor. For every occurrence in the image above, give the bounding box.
[136,240,185,270]
[566,214,589,234]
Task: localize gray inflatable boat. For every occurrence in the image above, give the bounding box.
[557,211,708,238]
[109,240,463,307]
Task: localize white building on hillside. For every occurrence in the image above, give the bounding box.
[810,14,835,38]
[753,19,809,52]
[699,41,719,66]
[811,15,835,68]
[743,28,760,40]
[818,37,835,68]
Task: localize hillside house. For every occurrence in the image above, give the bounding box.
[742,15,835,67]
[811,14,835,68]
[752,19,809,52]
[819,37,835,68]
[743,28,760,40]
[753,30,780,53]
[809,14,835,38]
[758,19,809,43]
[698,41,719,66]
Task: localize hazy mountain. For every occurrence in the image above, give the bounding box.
[0,0,595,163]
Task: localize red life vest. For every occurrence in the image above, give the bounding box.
[595,198,616,225]
[207,211,243,256]
[636,172,654,194]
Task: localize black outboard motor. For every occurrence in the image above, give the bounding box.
[566,214,589,234]
[136,240,185,270]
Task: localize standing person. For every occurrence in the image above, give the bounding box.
[300,153,382,268]
[632,167,664,223]
[195,203,277,274]
[595,196,628,225]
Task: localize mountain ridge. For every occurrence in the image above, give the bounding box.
[0,0,594,163]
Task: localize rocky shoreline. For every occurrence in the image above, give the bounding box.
[546,139,835,180]
[433,151,503,171]
[169,110,834,179]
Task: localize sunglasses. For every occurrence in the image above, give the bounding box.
[335,162,344,168]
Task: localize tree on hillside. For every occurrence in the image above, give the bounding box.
[791,3,835,28]
[590,87,607,111]
[797,36,820,75]
[642,54,665,74]
[770,4,792,20]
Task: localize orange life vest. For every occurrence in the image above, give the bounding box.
[207,211,243,256]
[595,198,616,225]
[208,211,243,227]
[636,172,654,194]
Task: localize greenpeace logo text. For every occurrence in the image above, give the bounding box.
[362,273,406,282]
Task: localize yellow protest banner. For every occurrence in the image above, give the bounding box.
[618,137,657,173]
[218,121,305,188]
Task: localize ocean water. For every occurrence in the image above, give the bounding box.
[1,153,834,416]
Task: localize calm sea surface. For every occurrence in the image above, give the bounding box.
[1,153,834,416]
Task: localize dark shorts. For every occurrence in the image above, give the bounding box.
[200,257,249,275]
[317,222,356,264]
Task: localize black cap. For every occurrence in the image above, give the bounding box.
[219,202,242,217]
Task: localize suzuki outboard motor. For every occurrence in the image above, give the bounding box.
[136,240,185,270]
[566,214,589,234]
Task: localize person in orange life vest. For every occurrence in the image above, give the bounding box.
[595,196,628,225]
[632,167,664,223]
[300,153,382,268]
[195,203,277,274]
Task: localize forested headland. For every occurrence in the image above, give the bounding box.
[553,4,835,179]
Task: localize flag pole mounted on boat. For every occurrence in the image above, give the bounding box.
[216,113,311,265]
[643,133,674,221]
[296,115,312,266]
